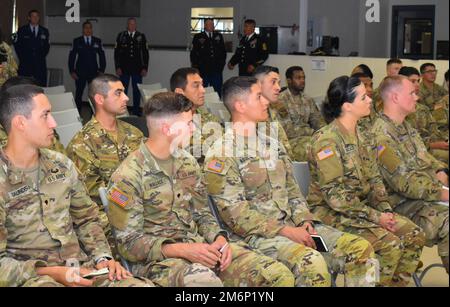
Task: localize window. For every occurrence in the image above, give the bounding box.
[191,7,234,34]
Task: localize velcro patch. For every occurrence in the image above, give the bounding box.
[317,148,335,160]
[378,145,400,174]
[207,160,225,173]
[109,187,130,208]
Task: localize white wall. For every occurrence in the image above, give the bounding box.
[47,45,449,101]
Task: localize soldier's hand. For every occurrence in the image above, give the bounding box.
[36,266,94,287]
[177,243,222,269]
[141,69,148,77]
[228,63,235,70]
[379,213,397,232]
[96,259,133,281]
[71,72,78,80]
[247,65,255,74]
[302,222,317,235]
[279,226,316,249]
[436,171,449,187]
[211,237,232,272]
[430,141,449,151]
[440,188,449,202]
[116,68,123,76]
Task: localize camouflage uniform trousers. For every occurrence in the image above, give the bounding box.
[135,242,295,287]
[394,200,449,273]
[21,274,154,287]
[289,136,312,162]
[341,214,426,287]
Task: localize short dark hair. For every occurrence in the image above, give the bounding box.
[1,76,39,93]
[128,17,137,22]
[244,19,256,27]
[88,74,121,102]
[0,85,44,133]
[321,76,362,123]
[253,65,279,80]
[387,58,402,66]
[351,72,371,80]
[354,64,374,79]
[420,63,436,74]
[28,10,40,17]
[170,67,200,91]
[222,76,259,112]
[82,21,92,28]
[398,66,420,78]
[143,92,192,118]
[204,18,214,23]
[285,66,304,80]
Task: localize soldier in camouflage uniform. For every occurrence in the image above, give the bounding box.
[253,66,294,158]
[67,74,144,230]
[0,84,152,287]
[275,66,326,161]
[419,63,448,111]
[205,76,379,287]
[371,76,449,274]
[107,92,295,287]
[308,76,426,287]
[0,30,18,87]
[170,68,223,164]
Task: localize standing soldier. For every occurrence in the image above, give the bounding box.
[190,18,227,96]
[68,21,106,112]
[228,19,268,76]
[13,10,49,87]
[114,18,149,116]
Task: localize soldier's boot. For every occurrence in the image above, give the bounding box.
[333,234,378,287]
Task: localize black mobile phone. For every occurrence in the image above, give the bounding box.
[311,235,329,253]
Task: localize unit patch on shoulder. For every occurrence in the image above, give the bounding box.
[317,148,335,161]
[207,160,225,173]
[109,187,130,208]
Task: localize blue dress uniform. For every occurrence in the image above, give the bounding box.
[229,34,269,76]
[68,36,106,111]
[190,31,227,96]
[13,24,50,87]
[114,31,149,116]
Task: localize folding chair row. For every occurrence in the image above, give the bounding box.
[43,85,66,95]
[55,121,83,148]
[47,92,77,112]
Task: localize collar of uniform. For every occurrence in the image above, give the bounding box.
[89,116,127,144]
[286,88,305,101]
[139,142,185,177]
[29,24,39,32]
[247,33,256,41]
[379,112,410,134]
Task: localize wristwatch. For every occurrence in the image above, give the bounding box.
[95,256,112,265]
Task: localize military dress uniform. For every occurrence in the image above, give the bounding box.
[107,143,295,287]
[190,31,227,95]
[371,113,449,273]
[13,24,50,87]
[68,36,106,111]
[0,42,18,87]
[66,117,144,229]
[276,89,326,162]
[114,31,149,116]
[205,129,379,287]
[308,119,426,287]
[229,33,269,76]
[0,149,153,287]
[419,82,448,111]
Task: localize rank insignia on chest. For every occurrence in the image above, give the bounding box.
[207,160,225,173]
[109,187,130,208]
[317,148,335,160]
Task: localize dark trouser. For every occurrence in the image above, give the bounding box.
[75,76,95,112]
[120,74,143,116]
[202,71,223,97]
[18,62,47,87]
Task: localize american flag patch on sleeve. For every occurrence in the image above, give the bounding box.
[207,160,225,173]
[109,188,130,208]
[317,148,335,161]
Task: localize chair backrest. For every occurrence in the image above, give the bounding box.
[98,187,132,272]
[55,121,83,147]
[292,162,311,196]
[137,83,163,91]
[208,102,231,123]
[47,68,64,87]
[312,96,324,110]
[47,92,77,112]
[119,116,149,137]
[52,109,82,126]
[205,87,215,94]
[140,88,168,103]
[43,85,66,95]
[205,92,221,105]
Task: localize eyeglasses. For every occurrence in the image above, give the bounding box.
[424,70,438,74]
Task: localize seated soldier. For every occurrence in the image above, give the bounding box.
[205,76,378,287]
[170,67,222,164]
[308,75,425,287]
[0,84,152,287]
[0,76,66,154]
[107,92,295,287]
[419,63,448,111]
[371,75,449,274]
[275,66,326,162]
[67,74,144,230]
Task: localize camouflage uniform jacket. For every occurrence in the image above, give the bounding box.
[0,42,18,86]
[419,82,448,111]
[67,117,144,205]
[107,142,227,265]
[307,120,392,229]
[0,149,111,287]
[431,95,449,141]
[370,113,447,207]
[204,128,319,243]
